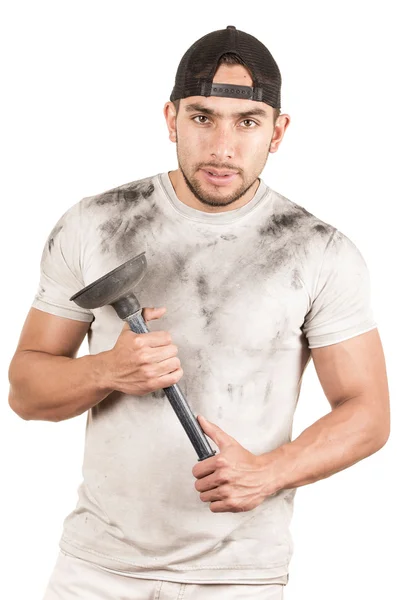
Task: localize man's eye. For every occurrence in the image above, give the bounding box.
[241,119,257,128]
[193,115,209,124]
[192,116,258,127]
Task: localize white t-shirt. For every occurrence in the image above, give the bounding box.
[31,172,377,584]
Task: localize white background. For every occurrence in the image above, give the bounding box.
[1,1,395,598]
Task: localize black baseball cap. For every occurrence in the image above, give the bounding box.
[170,26,282,109]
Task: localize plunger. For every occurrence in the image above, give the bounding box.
[70,252,216,461]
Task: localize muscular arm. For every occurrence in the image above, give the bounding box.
[265,328,390,494]
[8,308,112,422]
[9,306,179,423]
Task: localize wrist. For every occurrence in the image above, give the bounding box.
[89,350,115,395]
[258,443,293,497]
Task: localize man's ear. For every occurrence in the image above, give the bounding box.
[163,101,177,143]
[269,113,291,153]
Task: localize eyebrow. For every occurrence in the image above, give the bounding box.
[184,102,269,120]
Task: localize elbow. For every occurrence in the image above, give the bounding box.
[351,392,390,455]
[8,355,43,421]
[375,423,390,451]
[367,412,390,454]
[8,360,31,420]
[8,381,70,424]
[8,354,66,423]
[8,387,64,422]
[8,388,32,421]
[376,400,391,451]
[9,372,40,421]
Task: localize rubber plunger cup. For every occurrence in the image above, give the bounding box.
[70,252,147,317]
[70,252,216,461]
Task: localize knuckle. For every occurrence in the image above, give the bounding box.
[141,365,153,378]
[215,456,227,469]
[139,351,150,364]
[169,372,178,384]
[216,471,228,485]
[146,378,158,391]
[221,484,231,497]
[133,336,145,349]
[171,368,183,383]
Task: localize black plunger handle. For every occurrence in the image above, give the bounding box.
[125,310,217,462]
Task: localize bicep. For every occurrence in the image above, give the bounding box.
[12,307,91,359]
[310,328,389,411]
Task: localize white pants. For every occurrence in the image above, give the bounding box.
[43,551,285,599]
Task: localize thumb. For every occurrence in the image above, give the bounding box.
[121,307,166,331]
[142,306,167,322]
[197,415,237,450]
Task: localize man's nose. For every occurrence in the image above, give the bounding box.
[209,124,235,161]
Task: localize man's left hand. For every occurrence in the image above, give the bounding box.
[192,415,279,513]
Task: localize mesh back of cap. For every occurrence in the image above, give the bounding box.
[170,27,281,108]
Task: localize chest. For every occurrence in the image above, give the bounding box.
[88,229,309,353]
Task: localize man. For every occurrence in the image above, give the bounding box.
[8,25,389,600]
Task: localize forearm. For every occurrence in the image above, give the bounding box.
[8,350,113,422]
[265,396,389,495]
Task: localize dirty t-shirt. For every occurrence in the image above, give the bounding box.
[31,172,377,584]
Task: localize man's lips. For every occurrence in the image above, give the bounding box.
[200,169,238,186]
[203,168,237,176]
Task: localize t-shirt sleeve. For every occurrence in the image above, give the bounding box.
[31,201,94,322]
[302,228,377,349]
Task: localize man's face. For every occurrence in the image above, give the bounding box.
[166,64,283,208]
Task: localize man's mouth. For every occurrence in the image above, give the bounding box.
[201,169,238,185]
[204,169,237,177]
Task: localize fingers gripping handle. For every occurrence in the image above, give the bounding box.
[125,310,217,461]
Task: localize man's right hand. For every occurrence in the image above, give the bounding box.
[103,307,183,396]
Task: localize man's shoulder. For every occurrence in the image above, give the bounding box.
[79,172,160,211]
[267,186,336,243]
